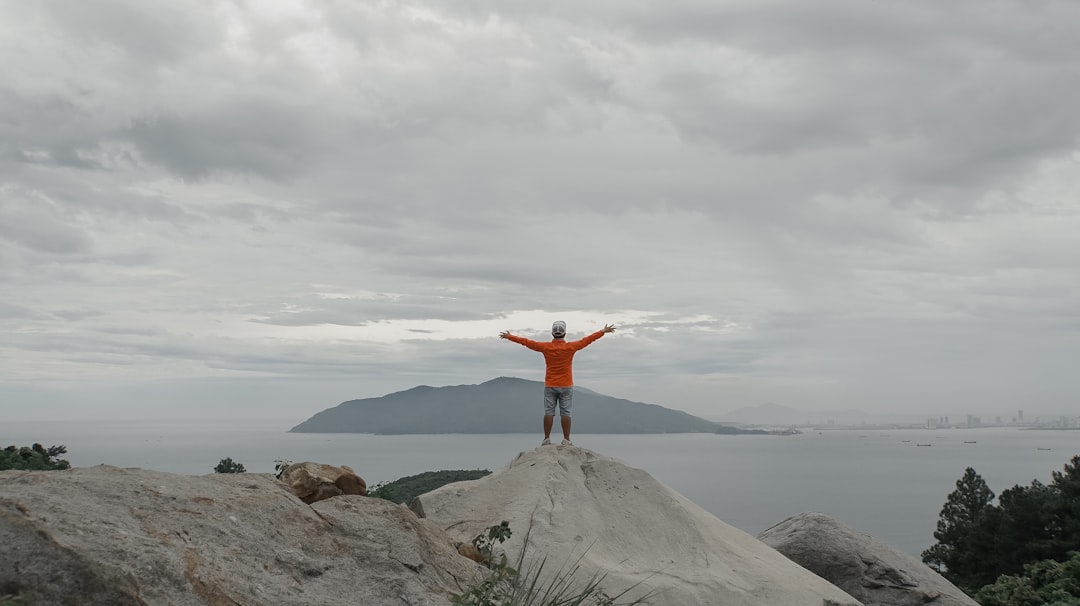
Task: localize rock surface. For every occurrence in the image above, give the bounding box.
[0,465,480,606]
[278,461,367,504]
[413,445,863,606]
[758,512,978,606]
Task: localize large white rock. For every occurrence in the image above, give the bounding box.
[0,465,482,606]
[758,512,979,606]
[413,445,863,606]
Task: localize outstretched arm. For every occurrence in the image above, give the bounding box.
[572,324,616,350]
[501,331,544,351]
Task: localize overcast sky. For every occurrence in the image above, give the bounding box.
[3,0,1079,423]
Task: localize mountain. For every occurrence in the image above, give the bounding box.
[290,376,720,434]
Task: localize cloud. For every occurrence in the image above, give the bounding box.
[2,0,1079,421]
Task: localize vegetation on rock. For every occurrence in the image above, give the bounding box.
[0,591,34,606]
[0,443,69,471]
[369,469,491,504]
[213,457,246,473]
[452,523,651,606]
[923,455,1080,600]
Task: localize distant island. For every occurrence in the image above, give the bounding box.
[291,376,755,435]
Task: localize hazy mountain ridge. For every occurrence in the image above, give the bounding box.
[718,402,925,426]
[291,376,720,434]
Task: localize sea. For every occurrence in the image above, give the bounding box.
[3,421,1078,559]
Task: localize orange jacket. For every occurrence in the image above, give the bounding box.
[504,330,606,387]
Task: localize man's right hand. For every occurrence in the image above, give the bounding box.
[499,331,512,339]
[603,324,616,333]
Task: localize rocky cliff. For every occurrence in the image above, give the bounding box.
[1,447,972,606]
[413,445,862,606]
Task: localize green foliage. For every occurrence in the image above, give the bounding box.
[1,590,34,606]
[213,457,246,474]
[1053,456,1080,552]
[452,523,650,606]
[975,551,1080,606]
[471,520,513,567]
[368,480,397,502]
[921,466,997,590]
[924,455,1080,596]
[0,444,70,471]
[369,469,491,505]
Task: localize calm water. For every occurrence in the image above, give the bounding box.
[3,421,1078,557]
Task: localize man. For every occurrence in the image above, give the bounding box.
[499,321,616,446]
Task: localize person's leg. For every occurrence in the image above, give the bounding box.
[542,388,557,444]
[559,387,573,443]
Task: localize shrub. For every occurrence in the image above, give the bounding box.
[452,523,651,606]
[975,551,1080,606]
[0,444,70,471]
[213,458,246,474]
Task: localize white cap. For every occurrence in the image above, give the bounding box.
[551,321,566,338]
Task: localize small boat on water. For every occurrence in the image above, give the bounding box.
[1038,447,1053,451]
[964,441,977,444]
[917,443,932,447]
[901,440,911,443]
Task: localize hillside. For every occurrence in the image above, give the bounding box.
[290,376,721,434]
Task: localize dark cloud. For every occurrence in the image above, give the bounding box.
[2,0,1079,421]
[124,107,321,180]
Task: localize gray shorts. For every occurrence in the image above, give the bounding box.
[544,386,573,416]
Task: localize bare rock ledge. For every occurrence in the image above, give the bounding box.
[1,446,967,606]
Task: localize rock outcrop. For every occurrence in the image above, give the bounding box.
[0,465,480,606]
[3,450,896,606]
[413,445,863,606]
[758,512,978,606]
[278,461,367,504]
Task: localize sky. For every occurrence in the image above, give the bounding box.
[3,0,1079,423]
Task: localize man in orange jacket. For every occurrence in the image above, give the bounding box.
[499,321,616,446]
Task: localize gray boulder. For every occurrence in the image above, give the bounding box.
[758,512,978,606]
[413,445,863,606]
[0,465,482,606]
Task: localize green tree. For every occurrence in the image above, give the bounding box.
[976,551,1080,606]
[1052,456,1080,553]
[0,443,70,471]
[995,480,1061,576]
[922,466,998,590]
[213,458,246,473]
